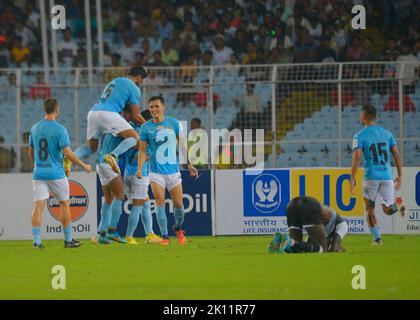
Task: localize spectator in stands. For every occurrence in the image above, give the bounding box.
[231,28,249,57]
[234,83,263,128]
[58,29,78,67]
[73,48,87,68]
[397,43,419,90]
[294,28,317,63]
[242,42,257,64]
[0,135,15,173]
[381,38,400,61]
[306,16,323,43]
[188,118,206,168]
[226,53,241,76]
[27,71,51,100]
[384,93,416,113]
[179,21,197,43]
[103,54,125,83]
[118,36,138,65]
[200,50,213,66]
[0,42,10,68]
[143,69,164,93]
[161,38,179,65]
[315,36,337,62]
[345,37,364,61]
[157,11,174,39]
[15,21,36,50]
[360,36,379,61]
[141,39,154,65]
[152,50,164,66]
[134,14,156,38]
[211,35,233,65]
[10,37,30,67]
[20,132,32,173]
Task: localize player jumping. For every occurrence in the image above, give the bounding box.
[268,196,347,254]
[350,104,405,245]
[68,65,148,175]
[123,109,163,245]
[29,98,92,249]
[136,96,198,246]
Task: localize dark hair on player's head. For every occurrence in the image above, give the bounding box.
[191,118,201,125]
[362,104,377,120]
[44,98,58,114]
[128,65,148,79]
[141,109,152,121]
[148,95,165,105]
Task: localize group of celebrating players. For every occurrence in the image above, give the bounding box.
[29,65,197,248]
[28,64,406,252]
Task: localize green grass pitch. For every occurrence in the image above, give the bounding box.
[1,235,420,300]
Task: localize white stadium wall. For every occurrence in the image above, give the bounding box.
[214,168,420,236]
[0,173,97,240]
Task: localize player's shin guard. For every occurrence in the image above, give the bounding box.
[63,225,73,242]
[98,203,111,234]
[32,227,41,245]
[141,201,153,235]
[174,206,185,229]
[109,199,123,230]
[111,137,137,158]
[156,206,168,237]
[74,145,93,159]
[127,206,142,237]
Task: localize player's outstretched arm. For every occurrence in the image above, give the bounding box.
[63,147,92,173]
[350,149,362,195]
[130,104,146,125]
[136,141,147,179]
[390,146,403,191]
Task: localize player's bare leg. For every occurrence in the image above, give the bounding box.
[169,183,187,245]
[151,182,170,245]
[31,200,45,249]
[364,197,383,245]
[104,129,139,175]
[59,200,82,248]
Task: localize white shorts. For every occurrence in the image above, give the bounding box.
[96,163,119,186]
[334,221,348,240]
[32,178,69,202]
[362,180,395,207]
[149,172,182,192]
[87,110,132,140]
[124,175,150,201]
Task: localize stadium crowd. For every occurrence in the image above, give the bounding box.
[0,0,420,69]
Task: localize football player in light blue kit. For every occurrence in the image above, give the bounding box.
[136,96,198,246]
[69,66,148,175]
[94,110,136,245]
[350,104,405,245]
[29,98,92,249]
[123,109,164,245]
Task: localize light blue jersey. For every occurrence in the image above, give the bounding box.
[140,116,182,175]
[91,77,141,113]
[29,119,70,180]
[98,133,123,164]
[125,123,149,177]
[352,125,396,180]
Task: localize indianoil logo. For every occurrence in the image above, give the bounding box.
[47,180,89,223]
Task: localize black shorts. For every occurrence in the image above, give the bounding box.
[286,196,324,230]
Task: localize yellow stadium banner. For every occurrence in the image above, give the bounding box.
[291,169,365,217]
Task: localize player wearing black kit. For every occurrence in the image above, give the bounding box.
[268,196,348,253]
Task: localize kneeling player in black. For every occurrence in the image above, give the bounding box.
[268,196,348,253]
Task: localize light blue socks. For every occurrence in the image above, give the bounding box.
[32,227,41,245]
[156,206,168,237]
[141,201,153,235]
[109,199,123,230]
[127,205,142,237]
[98,203,111,234]
[111,137,137,157]
[174,206,185,229]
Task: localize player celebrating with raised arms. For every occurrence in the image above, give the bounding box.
[68,65,148,175]
[350,104,405,245]
[29,98,92,249]
[136,96,198,245]
[123,109,163,245]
